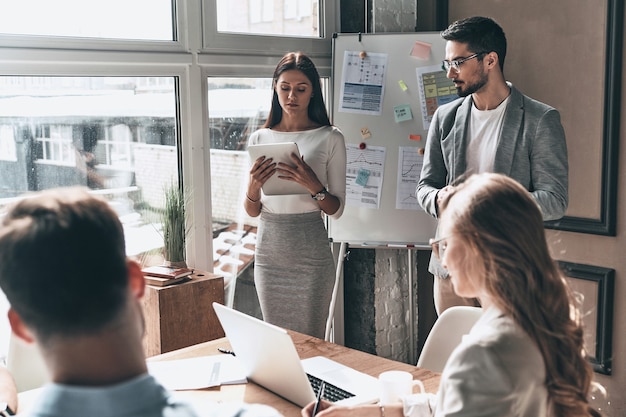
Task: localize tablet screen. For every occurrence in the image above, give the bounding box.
[247,142,309,195]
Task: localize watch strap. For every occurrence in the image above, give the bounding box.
[0,402,15,416]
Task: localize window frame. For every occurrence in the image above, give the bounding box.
[0,0,338,274]
[0,0,187,53]
[202,0,337,56]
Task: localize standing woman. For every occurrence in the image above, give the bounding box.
[244,52,346,339]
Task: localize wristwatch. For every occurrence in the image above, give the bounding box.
[0,402,15,416]
[312,187,328,201]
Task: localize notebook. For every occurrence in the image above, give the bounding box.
[212,302,379,407]
[247,142,310,195]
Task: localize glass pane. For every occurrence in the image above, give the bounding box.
[0,0,174,40]
[0,76,178,266]
[208,77,271,288]
[216,0,320,37]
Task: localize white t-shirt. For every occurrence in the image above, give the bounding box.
[248,126,346,219]
[465,96,510,174]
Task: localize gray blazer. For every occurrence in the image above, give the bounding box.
[417,83,568,220]
[417,83,568,277]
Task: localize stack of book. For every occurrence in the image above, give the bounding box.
[142,265,193,287]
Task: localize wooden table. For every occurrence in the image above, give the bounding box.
[148,331,441,417]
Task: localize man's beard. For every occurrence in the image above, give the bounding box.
[455,72,488,97]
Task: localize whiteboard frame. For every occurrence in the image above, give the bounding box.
[328,32,448,246]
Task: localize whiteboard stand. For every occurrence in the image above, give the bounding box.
[407,248,416,365]
[325,241,348,342]
[328,31,447,358]
[330,242,429,363]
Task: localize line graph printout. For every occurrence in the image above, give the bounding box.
[339,51,388,116]
[396,146,423,210]
[416,64,458,130]
[345,143,386,209]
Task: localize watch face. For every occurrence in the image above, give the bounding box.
[312,188,327,201]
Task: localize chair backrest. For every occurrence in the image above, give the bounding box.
[6,333,49,392]
[416,306,483,373]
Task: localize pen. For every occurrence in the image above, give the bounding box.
[312,381,325,416]
[217,347,236,356]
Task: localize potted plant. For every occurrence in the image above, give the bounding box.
[162,183,189,268]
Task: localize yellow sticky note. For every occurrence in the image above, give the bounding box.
[398,80,408,91]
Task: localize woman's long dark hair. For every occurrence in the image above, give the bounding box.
[263,52,331,129]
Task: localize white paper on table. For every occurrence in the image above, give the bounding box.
[147,354,247,390]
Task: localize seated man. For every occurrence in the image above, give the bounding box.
[0,187,281,417]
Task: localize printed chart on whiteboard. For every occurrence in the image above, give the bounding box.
[396,146,423,210]
[416,64,458,130]
[345,143,386,209]
[339,51,388,116]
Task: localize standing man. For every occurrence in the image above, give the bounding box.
[0,187,282,417]
[417,16,568,315]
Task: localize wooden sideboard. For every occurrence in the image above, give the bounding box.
[141,270,225,357]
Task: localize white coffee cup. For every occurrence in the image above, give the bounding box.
[378,370,425,405]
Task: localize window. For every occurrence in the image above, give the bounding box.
[249,0,274,24]
[204,0,335,55]
[217,0,319,37]
[0,1,337,347]
[0,0,174,40]
[0,76,178,262]
[284,0,314,21]
[0,126,17,162]
[35,125,75,165]
[96,124,133,167]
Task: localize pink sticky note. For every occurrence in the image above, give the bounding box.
[411,41,431,60]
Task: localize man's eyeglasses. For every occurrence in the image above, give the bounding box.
[441,52,488,72]
[428,236,449,260]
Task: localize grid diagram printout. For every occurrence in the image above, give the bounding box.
[345,143,386,209]
[416,64,458,130]
[339,51,388,116]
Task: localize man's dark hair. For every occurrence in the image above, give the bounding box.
[441,16,507,72]
[0,188,129,342]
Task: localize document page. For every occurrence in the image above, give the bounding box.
[147,355,247,390]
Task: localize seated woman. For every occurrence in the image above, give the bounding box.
[302,173,601,417]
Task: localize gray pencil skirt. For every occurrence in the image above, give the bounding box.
[254,211,335,339]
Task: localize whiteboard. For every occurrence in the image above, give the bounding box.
[328,32,452,246]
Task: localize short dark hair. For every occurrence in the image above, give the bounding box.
[264,51,331,128]
[441,16,507,72]
[0,188,128,341]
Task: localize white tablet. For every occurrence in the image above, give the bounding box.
[247,142,310,195]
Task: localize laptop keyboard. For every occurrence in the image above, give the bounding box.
[307,373,355,402]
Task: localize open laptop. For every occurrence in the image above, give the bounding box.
[247,142,309,196]
[212,302,379,407]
